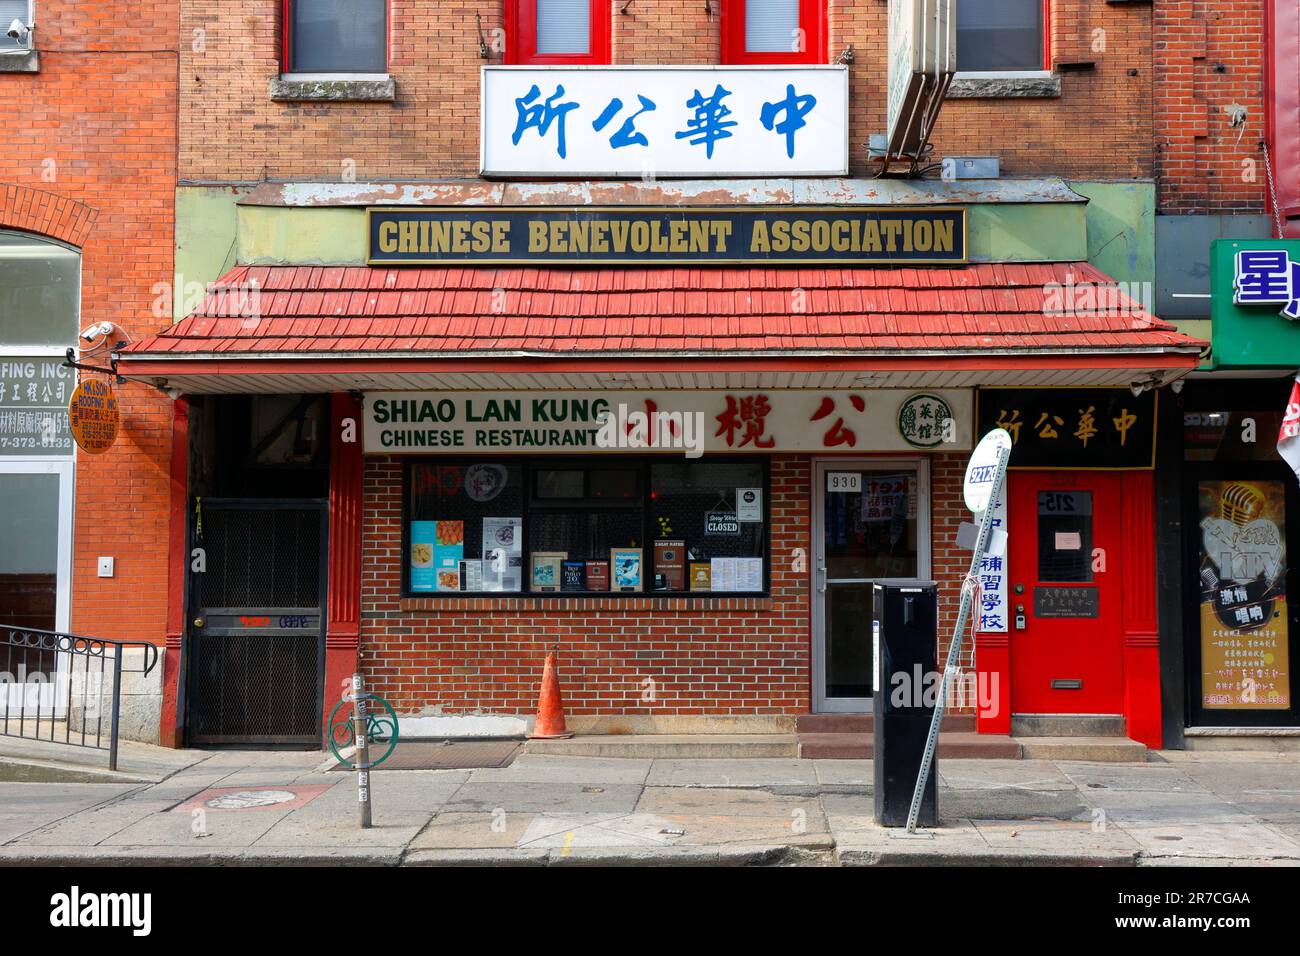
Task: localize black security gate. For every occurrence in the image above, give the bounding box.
[184,499,328,746]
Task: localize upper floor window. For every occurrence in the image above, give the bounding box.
[283,0,388,74]
[0,231,79,348]
[0,1,33,51]
[507,1,611,65]
[956,0,1047,72]
[722,0,824,65]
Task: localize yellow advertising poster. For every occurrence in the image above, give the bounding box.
[1198,480,1292,710]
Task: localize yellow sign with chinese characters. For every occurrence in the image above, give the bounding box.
[975,388,1156,470]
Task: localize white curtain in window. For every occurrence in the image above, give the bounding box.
[956,0,1043,72]
[290,0,387,73]
[536,0,590,55]
[0,0,29,49]
[746,0,801,54]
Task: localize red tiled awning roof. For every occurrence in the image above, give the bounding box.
[127,262,1201,357]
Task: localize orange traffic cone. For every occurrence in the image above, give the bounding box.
[528,652,573,739]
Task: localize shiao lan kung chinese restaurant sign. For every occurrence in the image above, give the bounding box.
[480,66,849,178]
[367,206,967,267]
[362,390,973,456]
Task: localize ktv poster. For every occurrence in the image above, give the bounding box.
[1198,480,1292,710]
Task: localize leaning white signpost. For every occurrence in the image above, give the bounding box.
[906,428,1013,833]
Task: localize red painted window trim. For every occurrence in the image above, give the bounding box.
[279,0,391,74]
[505,1,612,66]
[1041,0,1052,71]
[720,0,826,66]
[957,0,1052,72]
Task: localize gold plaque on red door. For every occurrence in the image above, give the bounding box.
[68,378,120,455]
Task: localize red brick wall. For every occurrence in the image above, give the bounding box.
[181,0,1154,182]
[360,452,969,718]
[1155,0,1267,213]
[0,3,178,645]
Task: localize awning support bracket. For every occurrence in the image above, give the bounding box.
[63,347,125,385]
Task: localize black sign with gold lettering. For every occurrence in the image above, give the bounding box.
[367,206,967,266]
[976,388,1158,470]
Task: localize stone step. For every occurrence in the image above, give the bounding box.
[524,734,798,759]
[797,732,1021,760]
[1015,736,1148,762]
[795,713,977,735]
[1011,715,1126,738]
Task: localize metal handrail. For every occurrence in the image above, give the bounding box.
[0,623,160,771]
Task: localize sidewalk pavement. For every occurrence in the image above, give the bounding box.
[2,741,1299,866]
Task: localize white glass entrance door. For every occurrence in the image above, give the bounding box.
[812,459,930,712]
[0,459,73,711]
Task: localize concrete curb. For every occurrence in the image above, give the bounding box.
[0,755,157,786]
[0,846,401,867]
[402,844,796,866]
[835,846,1139,867]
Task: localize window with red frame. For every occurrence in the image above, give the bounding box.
[956,0,1049,72]
[507,0,612,65]
[282,0,388,73]
[721,0,825,65]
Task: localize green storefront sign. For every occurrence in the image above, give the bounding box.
[1210,238,1300,367]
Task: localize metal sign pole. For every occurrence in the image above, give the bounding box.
[906,444,1009,833]
[350,673,373,829]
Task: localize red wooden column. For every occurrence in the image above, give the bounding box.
[323,392,364,740]
[1121,470,1162,748]
[158,398,189,748]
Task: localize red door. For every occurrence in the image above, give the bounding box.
[1008,471,1124,714]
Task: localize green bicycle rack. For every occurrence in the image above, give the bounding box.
[326,692,399,768]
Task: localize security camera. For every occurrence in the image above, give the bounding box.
[80,322,116,342]
[1129,382,1145,398]
[6,19,29,43]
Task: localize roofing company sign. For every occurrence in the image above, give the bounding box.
[480,65,849,178]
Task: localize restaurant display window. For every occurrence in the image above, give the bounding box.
[1181,381,1300,727]
[404,458,768,596]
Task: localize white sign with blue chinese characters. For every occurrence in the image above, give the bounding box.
[1234,249,1300,318]
[480,65,849,179]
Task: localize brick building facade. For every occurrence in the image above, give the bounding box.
[178,0,1154,183]
[1154,0,1267,216]
[95,0,1211,751]
[0,1,178,739]
[1150,1,1300,745]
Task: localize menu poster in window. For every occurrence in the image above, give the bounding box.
[531,552,566,592]
[432,520,465,591]
[1198,480,1291,710]
[482,516,523,592]
[561,560,586,592]
[736,488,762,523]
[611,548,643,592]
[410,521,437,592]
[460,559,483,592]
[585,560,610,591]
[653,539,686,591]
